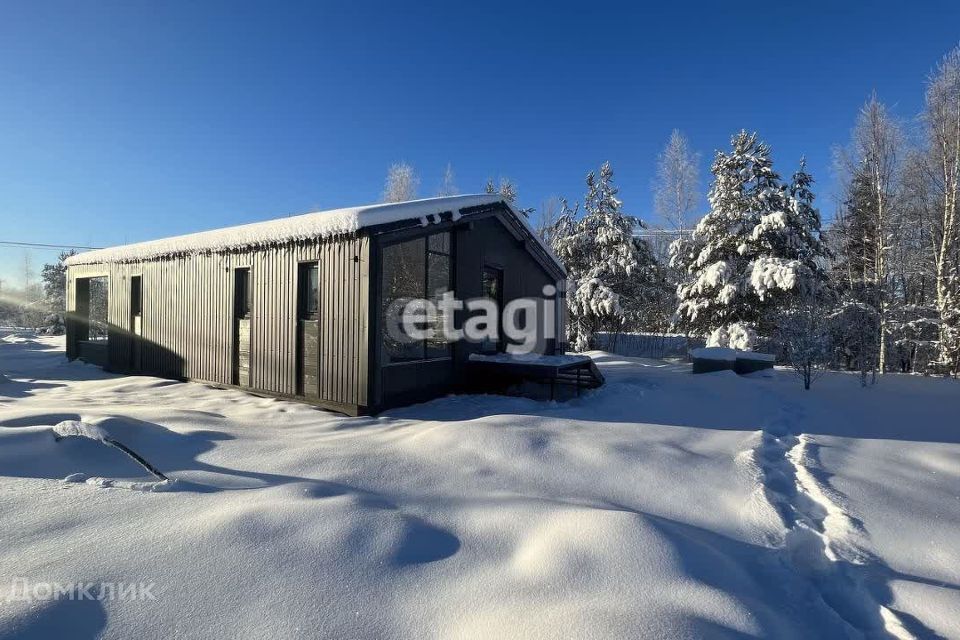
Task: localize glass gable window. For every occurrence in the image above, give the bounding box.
[481,266,502,304]
[480,266,503,352]
[381,231,452,363]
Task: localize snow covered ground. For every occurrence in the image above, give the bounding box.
[1,329,958,639]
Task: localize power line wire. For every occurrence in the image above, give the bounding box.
[0,240,101,251]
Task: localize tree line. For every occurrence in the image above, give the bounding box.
[15,43,960,384]
[546,45,960,381]
[0,250,76,333]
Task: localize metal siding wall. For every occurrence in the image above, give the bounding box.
[65,234,371,409]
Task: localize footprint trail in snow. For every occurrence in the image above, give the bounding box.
[749,409,914,639]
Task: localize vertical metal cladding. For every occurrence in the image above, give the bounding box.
[65,234,370,411]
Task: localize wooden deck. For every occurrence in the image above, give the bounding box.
[467,353,604,399]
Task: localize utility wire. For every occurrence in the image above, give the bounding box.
[0,240,102,250]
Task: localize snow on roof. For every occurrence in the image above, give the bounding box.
[66,194,561,268]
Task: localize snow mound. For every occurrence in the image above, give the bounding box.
[3,332,960,638]
[0,424,145,482]
[75,475,173,492]
[52,419,109,442]
[52,419,170,483]
[0,418,170,491]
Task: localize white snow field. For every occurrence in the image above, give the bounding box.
[1,330,958,639]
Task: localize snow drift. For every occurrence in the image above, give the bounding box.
[1,333,958,639]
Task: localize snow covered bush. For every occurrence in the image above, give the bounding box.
[828,299,880,386]
[39,312,66,336]
[888,305,940,373]
[774,293,830,389]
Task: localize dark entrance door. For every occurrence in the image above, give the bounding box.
[297,263,319,398]
[130,276,142,371]
[233,268,252,388]
[481,265,504,352]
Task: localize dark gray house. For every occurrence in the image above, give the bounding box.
[65,195,573,414]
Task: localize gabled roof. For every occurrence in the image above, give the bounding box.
[65,195,563,275]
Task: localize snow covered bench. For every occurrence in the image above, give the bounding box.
[690,348,775,375]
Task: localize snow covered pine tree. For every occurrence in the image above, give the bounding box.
[553,162,652,350]
[671,131,827,349]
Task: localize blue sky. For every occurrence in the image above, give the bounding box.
[1,1,958,285]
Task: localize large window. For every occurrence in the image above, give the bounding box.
[381,231,452,363]
[88,276,109,341]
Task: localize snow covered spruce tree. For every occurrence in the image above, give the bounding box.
[550,198,586,345]
[553,162,654,350]
[39,251,76,334]
[485,176,517,204]
[671,131,827,349]
[550,197,579,260]
[485,176,534,217]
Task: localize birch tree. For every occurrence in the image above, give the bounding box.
[382,162,420,203]
[437,163,459,197]
[536,196,561,245]
[924,46,960,374]
[889,150,939,372]
[843,95,903,373]
[653,129,701,235]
